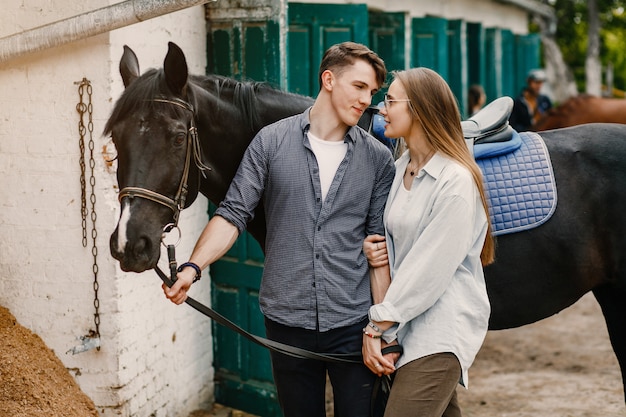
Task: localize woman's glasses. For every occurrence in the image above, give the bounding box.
[383,94,411,108]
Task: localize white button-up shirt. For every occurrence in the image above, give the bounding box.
[369,151,490,387]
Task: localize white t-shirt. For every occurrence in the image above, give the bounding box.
[307,131,348,201]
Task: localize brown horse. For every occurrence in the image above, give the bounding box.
[535,94,626,131]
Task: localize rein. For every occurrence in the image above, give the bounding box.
[155,248,364,364]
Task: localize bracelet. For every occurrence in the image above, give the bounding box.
[362,328,382,339]
[177,262,202,283]
[367,321,381,333]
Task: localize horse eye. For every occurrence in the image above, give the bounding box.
[174,133,186,145]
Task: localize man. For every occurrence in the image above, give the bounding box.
[163,42,396,417]
[509,69,552,132]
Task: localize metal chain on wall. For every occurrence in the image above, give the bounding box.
[73,78,101,353]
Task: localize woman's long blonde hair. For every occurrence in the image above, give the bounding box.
[394,68,495,265]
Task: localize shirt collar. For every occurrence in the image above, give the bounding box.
[300,107,358,144]
[421,152,446,179]
[398,150,446,180]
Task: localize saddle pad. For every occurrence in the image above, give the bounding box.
[476,131,557,236]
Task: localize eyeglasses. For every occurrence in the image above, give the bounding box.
[383,94,411,108]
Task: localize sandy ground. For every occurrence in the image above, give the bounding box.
[456,292,624,417]
[194,292,625,417]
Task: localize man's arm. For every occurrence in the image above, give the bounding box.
[163,215,239,305]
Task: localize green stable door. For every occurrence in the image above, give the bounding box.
[207,2,371,416]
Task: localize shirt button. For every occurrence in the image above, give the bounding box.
[312,282,316,287]
[316,254,320,259]
[317,198,321,202]
[317,226,321,231]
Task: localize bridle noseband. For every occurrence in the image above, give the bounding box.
[117,96,211,228]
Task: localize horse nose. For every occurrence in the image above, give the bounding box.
[109,228,156,272]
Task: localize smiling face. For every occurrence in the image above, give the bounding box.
[325,59,380,127]
[379,79,417,140]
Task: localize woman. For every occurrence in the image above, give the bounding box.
[361,68,495,417]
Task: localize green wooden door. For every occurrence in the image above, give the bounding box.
[411,16,449,81]
[287,3,369,96]
[207,12,282,417]
[368,10,406,103]
[209,211,280,416]
[484,27,503,103]
[467,22,486,89]
[501,29,516,99]
[448,19,468,117]
[515,33,542,93]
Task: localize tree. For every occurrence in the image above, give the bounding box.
[586,0,602,95]
[547,0,626,97]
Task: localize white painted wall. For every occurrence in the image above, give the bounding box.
[0,2,212,416]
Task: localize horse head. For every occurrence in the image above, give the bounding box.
[106,42,203,272]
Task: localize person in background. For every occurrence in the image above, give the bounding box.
[509,69,552,132]
[467,84,486,117]
[360,67,495,417]
[163,42,396,417]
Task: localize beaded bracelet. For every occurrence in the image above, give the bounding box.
[362,328,382,339]
[177,262,202,283]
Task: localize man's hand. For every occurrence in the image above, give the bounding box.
[162,268,194,305]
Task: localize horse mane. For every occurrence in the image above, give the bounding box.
[199,74,295,132]
[104,69,307,137]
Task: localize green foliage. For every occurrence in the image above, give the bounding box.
[553,0,626,94]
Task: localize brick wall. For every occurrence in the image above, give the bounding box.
[0,2,213,416]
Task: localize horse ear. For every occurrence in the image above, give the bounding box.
[163,42,189,96]
[120,45,140,88]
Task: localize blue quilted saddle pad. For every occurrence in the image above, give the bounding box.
[476,131,557,236]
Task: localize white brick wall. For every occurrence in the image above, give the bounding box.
[0,2,213,416]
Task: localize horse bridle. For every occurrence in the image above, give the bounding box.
[117,96,211,228]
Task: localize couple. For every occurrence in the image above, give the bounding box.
[163,42,494,417]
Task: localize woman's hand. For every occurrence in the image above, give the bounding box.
[364,234,389,268]
[362,333,395,377]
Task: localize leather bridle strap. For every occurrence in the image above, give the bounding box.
[117,97,199,226]
[154,265,366,364]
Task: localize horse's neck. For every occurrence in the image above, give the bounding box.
[254,86,314,126]
[190,78,312,204]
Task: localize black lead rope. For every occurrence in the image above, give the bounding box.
[157,247,403,416]
[155,257,362,364]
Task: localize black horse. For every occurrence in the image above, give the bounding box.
[106,42,626,401]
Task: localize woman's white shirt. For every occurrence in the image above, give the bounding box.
[369,151,490,388]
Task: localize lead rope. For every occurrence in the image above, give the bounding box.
[69,78,101,354]
[155,237,365,364]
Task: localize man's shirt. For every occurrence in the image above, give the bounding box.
[216,108,395,331]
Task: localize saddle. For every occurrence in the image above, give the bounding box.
[368,96,520,158]
[368,95,557,237]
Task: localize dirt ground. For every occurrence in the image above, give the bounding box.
[0,306,98,417]
[1,293,623,417]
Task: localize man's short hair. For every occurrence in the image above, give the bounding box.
[318,42,387,89]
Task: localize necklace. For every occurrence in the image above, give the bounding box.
[408,150,435,176]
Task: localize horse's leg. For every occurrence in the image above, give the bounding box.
[592,283,626,402]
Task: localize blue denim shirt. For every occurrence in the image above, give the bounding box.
[216,108,395,331]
